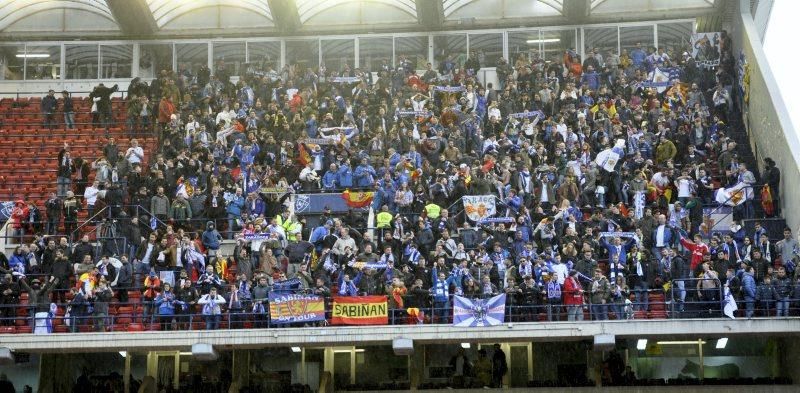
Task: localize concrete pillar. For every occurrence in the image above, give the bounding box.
[37,354,73,393]
[409,344,424,390]
[231,350,250,388]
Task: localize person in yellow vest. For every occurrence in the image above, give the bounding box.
[376,205,393,229]
[275,210,302,242]
[424,202,441,220]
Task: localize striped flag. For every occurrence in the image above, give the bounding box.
[453,294,506,327]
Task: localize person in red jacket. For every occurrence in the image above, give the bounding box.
[563,270,585,321]
[679,233,710,271]
[158,95,175,130]
[10,200,29,244]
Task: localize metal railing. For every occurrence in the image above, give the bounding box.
[1,282,796,334]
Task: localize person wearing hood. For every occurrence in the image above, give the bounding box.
[202,221,222,258]
[10,200,29,244]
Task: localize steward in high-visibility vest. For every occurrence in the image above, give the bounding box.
[376,205,393,229]
[275,211,301,242]
[424,203,441,220]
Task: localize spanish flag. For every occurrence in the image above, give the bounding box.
[761,185,774,216]
[341,189,374,208]
[331,296,388,325]
[297,143,311,166]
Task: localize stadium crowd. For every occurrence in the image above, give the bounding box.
[1,31,797,332]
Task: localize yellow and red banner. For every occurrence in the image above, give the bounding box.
[297,143,311,166]
[341,189,374,208]
[331,296,388,325]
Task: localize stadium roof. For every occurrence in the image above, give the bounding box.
[0,0,728,38]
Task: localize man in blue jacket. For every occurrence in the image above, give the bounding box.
[226,187,245,239]
[354,157,377,189]
[600,234,637,266]
[651,214,674,258]
[741,266,756,318]
[322,163,339,191]
[337,161,354,189]
[202,221,222,257]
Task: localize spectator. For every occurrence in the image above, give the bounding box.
[61,90,75,130]
[198,286,225,330]
[41,89,57,130]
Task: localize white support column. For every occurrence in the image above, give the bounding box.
[354,37,360,69]
[428,34,434,66]
[580,28,586,59]
[208,42,213,74]
[60,44,66,81]
[280,40,286,69]
[502,31,509,61]
[654,24,659,50]
[132,43,140,78]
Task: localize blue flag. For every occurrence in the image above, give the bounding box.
[272,277,302,292]
[150,216,157,230]
[453,294,506,327]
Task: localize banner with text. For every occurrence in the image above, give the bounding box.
[462,195,496,222]
[331,296,388,325]
[269,292,326,324]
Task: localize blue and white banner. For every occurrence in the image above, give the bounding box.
[272,277,302,292]
[599,232,637,239]
[478,217,515,224]
[509,110,545,119]
[462,195,496,222]
[330,76,362,83]
[453,294,506,327]
[244,233,271,241]
[253,70,280,80]
[639,67,675,92]
[433,85,465,93]
[347,260,388,270]
[0,201,15,224]
[594,147,621,172]
[723,286,737,319]
[397,110,432,117]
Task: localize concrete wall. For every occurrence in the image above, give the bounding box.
[732,0,800,231]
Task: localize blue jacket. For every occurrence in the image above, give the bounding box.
[202,227,222,250]
[322,170,338,190]
[337,165,353,188]
[233,143,260,170]
[226,195,245,216]
[9,253,27,271]
[431,267,457,302]
[156,292,176,315]
[337,271,363,296]
[306,119,318,138]
[742,273,756,299]
[651,225,675,248]
[600,237,636,265]
[245,197,266,217]
[354,164,377,188]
